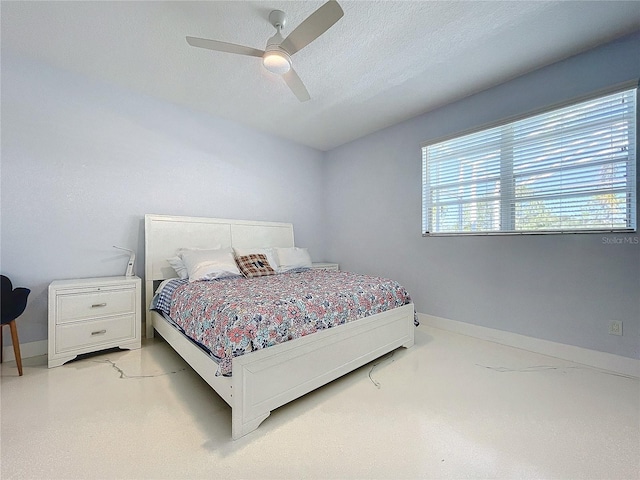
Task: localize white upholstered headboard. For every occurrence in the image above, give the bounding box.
[144,214,295,337]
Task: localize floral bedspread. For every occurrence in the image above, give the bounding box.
[160,269,414,375]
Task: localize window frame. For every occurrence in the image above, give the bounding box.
[421,81,638,237]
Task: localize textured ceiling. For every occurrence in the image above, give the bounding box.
[2,1,640,151]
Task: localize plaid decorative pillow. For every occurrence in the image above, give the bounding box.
[236,254,276,278]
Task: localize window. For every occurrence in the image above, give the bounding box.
[422,86,637,235]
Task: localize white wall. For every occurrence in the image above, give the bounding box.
[324,32,640,359]
[1,53,326,345]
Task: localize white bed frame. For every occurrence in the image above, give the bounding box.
[145,214,415,440]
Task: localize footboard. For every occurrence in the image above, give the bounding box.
[230,303,415,439]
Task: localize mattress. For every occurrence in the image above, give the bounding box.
[153,269,415,375]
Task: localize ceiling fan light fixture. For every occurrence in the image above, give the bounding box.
[262,50,291,75]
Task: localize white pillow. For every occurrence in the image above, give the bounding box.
[167,246,223,279]
[179,248,241,282]
[275,247,312,272]
[167,256,188,279]
[233,247,279,273]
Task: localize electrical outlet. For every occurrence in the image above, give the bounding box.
[608,320,623,336]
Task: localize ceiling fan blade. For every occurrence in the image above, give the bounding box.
[283,68,311,102]
[186,36,264,57]
[279,0,344,56]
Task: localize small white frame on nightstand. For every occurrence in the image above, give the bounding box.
[48,276,142,368]
[311,262,339,271]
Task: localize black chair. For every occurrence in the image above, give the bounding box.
[1,275,30,376]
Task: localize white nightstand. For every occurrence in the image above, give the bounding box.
[48,276,142,368]
[312,263,340,271]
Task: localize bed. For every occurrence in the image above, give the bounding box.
[145,214,415,440]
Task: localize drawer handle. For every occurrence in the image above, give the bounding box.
[91,329,107,336]
[91,303,107,308]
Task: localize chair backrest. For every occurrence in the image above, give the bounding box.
[1,275,12,297]
[1,275,30,324]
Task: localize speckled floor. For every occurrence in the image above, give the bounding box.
[1,325,638,479]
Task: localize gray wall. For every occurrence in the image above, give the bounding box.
[324,32,640,359]
[1,53,327,345]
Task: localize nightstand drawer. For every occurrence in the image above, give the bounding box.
[55,315,135,353]
[56,288,136,324]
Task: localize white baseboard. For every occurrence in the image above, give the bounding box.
[418,313,639,378]
[1,340,47,362]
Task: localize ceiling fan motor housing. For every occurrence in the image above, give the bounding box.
[263,21,291,75]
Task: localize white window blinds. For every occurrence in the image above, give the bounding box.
[422,87,637,235]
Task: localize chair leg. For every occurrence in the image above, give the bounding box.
[0,324,3,363]
[8,320,23,376]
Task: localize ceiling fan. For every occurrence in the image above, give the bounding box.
[186,0,344,102]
